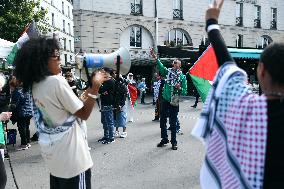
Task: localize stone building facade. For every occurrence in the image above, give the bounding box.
[72,0,284,82]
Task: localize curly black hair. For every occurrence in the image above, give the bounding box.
[14,37,60,91]
[260,42,284,84]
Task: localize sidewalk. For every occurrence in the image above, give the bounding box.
[4,96,204,189]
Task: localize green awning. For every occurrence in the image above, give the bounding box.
[228,48,263,59]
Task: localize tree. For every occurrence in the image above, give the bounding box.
[0,0,49,42]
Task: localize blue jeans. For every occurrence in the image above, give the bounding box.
[160,98,179,145]
[101,106,114,140]
[115,106,127,128]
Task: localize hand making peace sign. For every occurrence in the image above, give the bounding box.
[206,0,224,21]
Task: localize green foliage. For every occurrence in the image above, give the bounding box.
[0,0,49,42]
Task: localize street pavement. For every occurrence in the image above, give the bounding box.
[4,96,205,189]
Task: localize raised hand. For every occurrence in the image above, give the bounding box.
[206,0,224,21]
[90,70,108,94]
[0,112,12,121]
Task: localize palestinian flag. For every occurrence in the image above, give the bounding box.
[189,45,218,102]
[7,21,39,65]
[127,83,138,107]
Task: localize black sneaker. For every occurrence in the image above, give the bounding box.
[30,135,38,142]
[191,104,197,108]
[172,144,178,150]
[102,139,115,144]
[98,137,106,142]
[152,119,159,122]
[157,140,169,147]
[4,153,9,160]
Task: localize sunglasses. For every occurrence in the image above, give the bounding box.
[50,51,61,60]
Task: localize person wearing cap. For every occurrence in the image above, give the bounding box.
[65,72,78,97]
[97,67,116,144]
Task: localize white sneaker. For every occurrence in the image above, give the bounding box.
[120,132,127,138]
[114,131,120,137]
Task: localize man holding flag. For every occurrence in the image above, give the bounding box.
[150,49,187,150]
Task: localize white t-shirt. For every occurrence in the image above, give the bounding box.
[32,75,93,178]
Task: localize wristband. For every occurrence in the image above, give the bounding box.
[88,93,100,99]
[207,24,220,33]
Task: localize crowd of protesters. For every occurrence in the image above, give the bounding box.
[1,0,284,188]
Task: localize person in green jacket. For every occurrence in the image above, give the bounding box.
[150,48,187,150]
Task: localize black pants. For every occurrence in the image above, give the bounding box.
[141,91,146,104]
[50,169,91,189]
[17,117,31,145]
[0,151,6,189]
[193,92,200,106]
[160,98,179,145]
[154,97,161,120]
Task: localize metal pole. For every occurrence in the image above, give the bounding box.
[155,0,159,48]
[114,55,121,111]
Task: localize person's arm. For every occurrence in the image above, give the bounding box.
[205,0,234,66]
[74,70,107,120]
[150,48,168,77]
[157,59,168,77]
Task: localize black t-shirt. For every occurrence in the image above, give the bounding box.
[263,99,284,188]
[99,78,115,106]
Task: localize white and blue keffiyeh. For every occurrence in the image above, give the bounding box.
[192,62,267,189]
[32,100,78,145]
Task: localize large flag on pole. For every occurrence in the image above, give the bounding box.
[7,21,39,65]
[189,45,218,102]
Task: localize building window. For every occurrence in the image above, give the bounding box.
[271,8,277,29]
[254,5,261,28]
[130,0,142,15]
[68,23,70,34]
[130,26,142,48]
[236,34,243,47]
[257,36,272,49]
[63,38,66,50]
[64,54,67,63]
[51,13,55,27]
[69,40,72,51]
[166,29,190,47]
[173,0,183,20]
[236,2,243,26]
[62,1,64,15]
[63,20,65,32]
[67,6,70,18]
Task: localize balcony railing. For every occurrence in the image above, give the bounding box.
[271,21,277,29]
[131,3,142,15]
[173,9,183,20]
[254,19,261,28]
[236,17,243,26]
